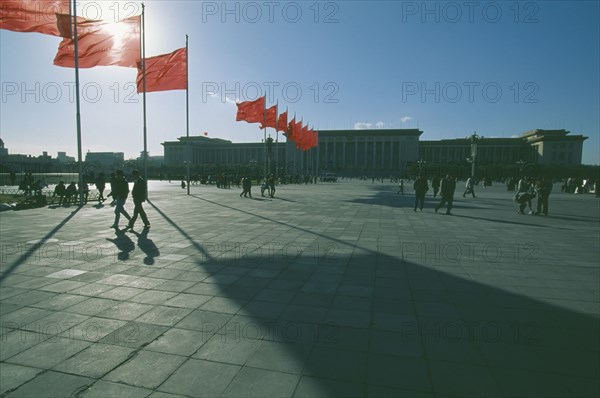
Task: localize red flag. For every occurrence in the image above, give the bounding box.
[302,124,310,150]
[295,122,305,149]
[236,96,265,124]
[54,15,141,68]
[286,117,295,142]
[259,105,277,129]
[136,47,187,93]
[1,0,70,36]
[277,110,288,133]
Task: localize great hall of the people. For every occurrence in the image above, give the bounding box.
[162,129,587,174]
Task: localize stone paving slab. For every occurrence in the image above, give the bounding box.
[1,180,599,397]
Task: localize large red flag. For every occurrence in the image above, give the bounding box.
[295,121,305,149]
[1,0,70,36]
[286,117,295,142]
[54,15,141,68]
[236,96,265,124]
[259,105,277,129]
[136,47,187,93]
[277,110,288,133]
[302,124,310,150]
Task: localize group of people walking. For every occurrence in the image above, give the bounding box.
[411,174,458,214]
[110,169,150,230]
[409,174,554,216]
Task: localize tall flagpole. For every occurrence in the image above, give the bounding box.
[72,0,83,205]
[186,35,190,195]
[141,3,148,192]
[263,98,267,180]
[275,102,278,182]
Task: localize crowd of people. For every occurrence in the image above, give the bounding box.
[6,171,599,220]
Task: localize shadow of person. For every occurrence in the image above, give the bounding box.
[145,201,599,398]
[105,228,136,261]
[130,227,160,265]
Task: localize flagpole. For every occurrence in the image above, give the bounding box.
[72,0,83,205]
[186,35,190,195]
[275,102,278,182]
[141,3,148,194]
[263,97,267,180]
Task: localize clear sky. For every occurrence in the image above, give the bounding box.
[1,1,599,164]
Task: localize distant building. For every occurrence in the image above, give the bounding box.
[162,136,285,168]
[56,151,75,163]
[521,129,587,165]
[419,129,587,166]
[85,151,124,169]
[161,128,588,176]
[0,138,8,157]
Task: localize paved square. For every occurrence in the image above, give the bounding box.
[1,180,598,397]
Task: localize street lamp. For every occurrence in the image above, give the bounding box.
[417,159,426,174]
[468,131,481,178]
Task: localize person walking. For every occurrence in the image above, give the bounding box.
[435,174,456,215]
[462,176,476,198]
[431,175,440,198]
[268,174,276,198]
[413,175,428,211]
[397,179,404,195]
[127,170,150,230]
[110,170,131,228]
[96,173,106,202]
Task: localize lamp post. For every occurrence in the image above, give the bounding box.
[468,131,481,178]
[417,159,426,175]
[516,159,526,178]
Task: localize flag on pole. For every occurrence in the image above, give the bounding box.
[277,110,288,133]
[259,105,277,129]
[286,117,295,142]
[137,47,187,93]
[295,121,304,149]
[54,15,141,68]
[1,0,70,37]
[236,96,266,124]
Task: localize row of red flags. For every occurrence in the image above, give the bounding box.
[236,96,319,151]
[0,0,186,93]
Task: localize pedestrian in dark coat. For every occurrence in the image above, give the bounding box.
[435,174,456,215]
[127,170,150,230]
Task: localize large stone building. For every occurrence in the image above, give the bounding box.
[162,128,587,176]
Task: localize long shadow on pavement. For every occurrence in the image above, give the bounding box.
[0,207,81,284]
[146,202,599,397]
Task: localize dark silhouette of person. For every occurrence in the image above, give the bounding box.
[431,175,441,198]
[535,177,552,216]
[96,173,106,202]
[127,170,150,230]
[111,170,131,228]
[435,174,456,215]
[413,175,428,211]
[65,182,77,205]
[240,176,252,198]
[267,174,276,198]
[53,181,66,205]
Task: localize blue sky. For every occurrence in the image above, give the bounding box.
[1,1,599,164]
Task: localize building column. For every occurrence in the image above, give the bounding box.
[372,139,377,169]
